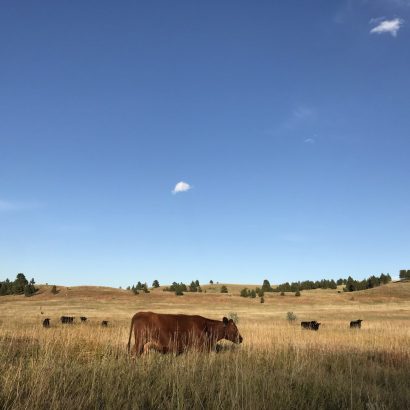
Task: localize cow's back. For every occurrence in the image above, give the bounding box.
[131,312,209,352]
[133,312,207,334]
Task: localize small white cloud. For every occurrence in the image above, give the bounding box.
[293,106,315,121]
[304,138,315,144]
[370,18,404,37]
[172,181,192,194]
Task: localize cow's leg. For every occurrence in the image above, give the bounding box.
[130,330,145,357]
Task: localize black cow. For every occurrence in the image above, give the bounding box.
[350,319,363,329]
[301,321,321,331]
[43,318,50,328]
[60,316,75,324]
[101,320,109,327]
[80,316,87,322]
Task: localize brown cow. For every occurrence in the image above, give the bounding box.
[350,319,363,329]
[301,320,321,331]
[127,312,243,355]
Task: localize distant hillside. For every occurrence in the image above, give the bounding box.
[346,280,410,301]
[1,281,408,304]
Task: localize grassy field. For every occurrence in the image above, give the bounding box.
[0,282,409,409]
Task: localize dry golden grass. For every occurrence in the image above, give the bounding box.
[0,282,409,409]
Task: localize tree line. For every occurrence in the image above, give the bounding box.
[163,280,203,295]
[240,273,393,298]
[399,270,410,280]
[342,273,391,292]
[0,273,37,297]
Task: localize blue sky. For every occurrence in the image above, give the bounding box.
[1,1,409,286]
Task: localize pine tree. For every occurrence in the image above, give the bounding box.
[261,279,273,292]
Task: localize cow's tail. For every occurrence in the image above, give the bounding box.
[127,315,134,354]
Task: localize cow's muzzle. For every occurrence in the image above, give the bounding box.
[238,335,243,344]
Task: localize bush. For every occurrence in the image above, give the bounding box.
[51,285,58,294]
[260,296,265,303]
[295,291,301,297]
[286,311,297,322]
[280,291,285,296]
[220,285,228,293]
[255,287,264,297]
[240,288,249,297]
[227,312,239,324]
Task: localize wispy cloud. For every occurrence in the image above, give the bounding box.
[370,18,404,36]
[281,105,316,131]
[172,181,192,194]
[292,106,315,121]
[304,138,315,144]
[0,199,42,212]
[266,105,318,139]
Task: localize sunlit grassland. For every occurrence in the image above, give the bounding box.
[0,282,409,409]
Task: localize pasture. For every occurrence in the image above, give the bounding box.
[0,282,409,409]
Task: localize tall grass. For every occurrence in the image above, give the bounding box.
[1,320,409,409]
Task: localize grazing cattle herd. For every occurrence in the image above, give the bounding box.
[42,316,110,327]
[41,312,364,355]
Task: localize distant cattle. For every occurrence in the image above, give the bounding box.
[350,319,363,329]
[80,317,87,322]
[127,312,243,356]
[60,316,75,324]
[101,320,108,327]
[301,321,321,331]
[43,318,50,328]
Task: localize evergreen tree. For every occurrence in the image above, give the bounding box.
[152,280,160,288]
[261,279,273,292]
[189,281,198,292]
[240,288,248,297]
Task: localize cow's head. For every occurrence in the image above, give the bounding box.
[222,317,243,344]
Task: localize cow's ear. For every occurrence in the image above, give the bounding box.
[229,319,233,324]
[222,317,229,325]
